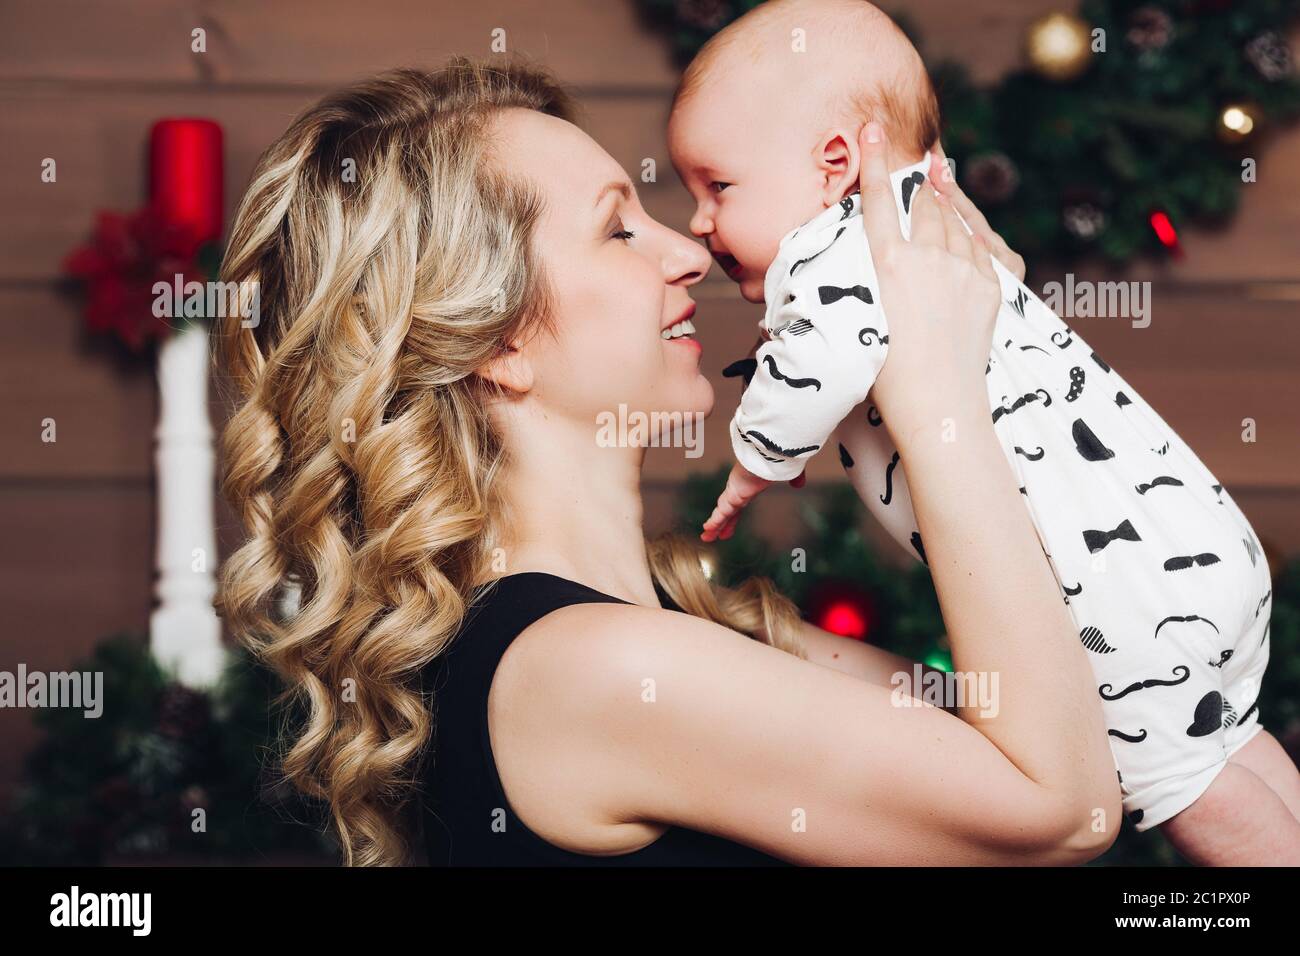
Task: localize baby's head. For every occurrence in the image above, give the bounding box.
[668,0,939,302]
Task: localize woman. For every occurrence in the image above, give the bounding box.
[214,58,1120,866]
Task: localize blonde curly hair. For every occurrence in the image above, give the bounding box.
[213,58,805,867]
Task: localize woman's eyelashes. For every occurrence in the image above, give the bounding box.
[608,217,636,242]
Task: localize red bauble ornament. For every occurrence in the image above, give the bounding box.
[806,580,876,642]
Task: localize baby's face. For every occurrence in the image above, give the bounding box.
[668,79,831,304]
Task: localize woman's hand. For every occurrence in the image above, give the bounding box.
[928,146,1025,282]
[857,122,1001,436]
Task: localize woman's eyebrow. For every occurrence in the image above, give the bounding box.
[593,179,633,208]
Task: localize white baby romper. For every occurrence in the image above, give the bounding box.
[730,155,1273,831]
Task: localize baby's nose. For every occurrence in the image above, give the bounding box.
[688,206,712,237]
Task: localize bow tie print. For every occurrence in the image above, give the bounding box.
[818,285,874,306]
[1083,519,1143,553]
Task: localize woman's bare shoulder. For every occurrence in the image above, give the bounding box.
[484,601,704,855]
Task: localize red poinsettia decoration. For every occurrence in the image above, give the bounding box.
[62,205,212,354]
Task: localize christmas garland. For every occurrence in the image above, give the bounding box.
[635,0,1300,263]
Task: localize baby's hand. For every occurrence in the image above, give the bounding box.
[701,463,773,542]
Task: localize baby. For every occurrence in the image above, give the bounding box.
[667,0,1291,861]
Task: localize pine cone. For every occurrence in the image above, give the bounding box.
[964,152,1019,204]
[1245,32,1293,82]
[1127,7,1173,52]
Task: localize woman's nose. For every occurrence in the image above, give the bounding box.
[664,230,712,286]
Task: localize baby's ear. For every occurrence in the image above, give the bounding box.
[813,128,861,205]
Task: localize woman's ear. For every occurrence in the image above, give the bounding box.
[814,128,861,205]
[474,340,534,395]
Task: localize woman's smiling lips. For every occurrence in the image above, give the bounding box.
[662,303,702,353]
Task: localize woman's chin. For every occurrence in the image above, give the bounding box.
[654,385,714,426]
[688,378,715,418]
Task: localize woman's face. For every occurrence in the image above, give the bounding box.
[491,108,715,442]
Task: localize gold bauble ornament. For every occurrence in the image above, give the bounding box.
[698,546,718,582]
[1027,12,1094,81]
[1217,102,1261,143]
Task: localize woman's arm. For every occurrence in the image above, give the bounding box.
[497,599,1112,865]
[797,621,953,703]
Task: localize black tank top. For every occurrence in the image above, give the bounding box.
[419,571,791,866]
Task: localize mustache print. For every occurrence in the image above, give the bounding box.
[1072,418,1115,461]
[858,327,889,346]
[1163,552,1221,571]
[838,195,855,220]
[1065,366,1085,402]
[1186,691,1223,737]
[1091,351,1112,373]
[1254,589,1272,619]
[910,531,927,566]
[1211,483,1224,503]
[1109,728,1148,743]
[899,171,926,213]
[1083,518,1142,553]
[1154,614,1220,640]
[880,451,900,505]
[1135,475,1183,495]
[763,355,821,390]
[867,405,884,427]
[740,428,818,459]
[1243,536,1260,566]
[1079,624,1114,653]
[735,427,783,463]
[1019,344,1051,356]
[819,284,874,306]
[790,225,847,276]
[722,357,758,387]
[770,317,815,337]
[1051,329,1073,349]
[838,442,854,469]
[1209,650,1234,669]
[1007,288,1028,318]
[991,388,1051,424]
[1151,441,1170,455]
[1064,582,1084,606]
[1099,665,1190,701]
[1239,700,1259,726]
[1114,390,1132,408]
[1014,445,1045,461]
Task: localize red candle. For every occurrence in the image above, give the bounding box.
[149,118,223,257]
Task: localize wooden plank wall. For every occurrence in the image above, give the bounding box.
[1,0,1297,797]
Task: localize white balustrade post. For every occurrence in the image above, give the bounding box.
[148,322,227,686]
